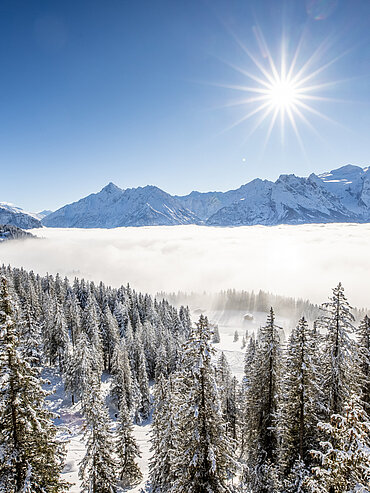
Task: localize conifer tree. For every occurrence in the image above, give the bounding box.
[216,352,235,438]
[116,396,142,488]
[149,374,178,492]
[101,305,120,373]
[356,315,370,409]
[110,338,135,412]
[79,381,117,493]
[278,317,323,491]
[308,397,370,493]
[64,331,98,404]
[154,342,169,380]
[64,292,82,348]
[20,299,43,367]
[319,283,358,416]
[82,294,104,375]
[171,315,237,492]
[0,277,67,492]
[213,324,221,343]
[243,308,281,493]
[136,340,150,421]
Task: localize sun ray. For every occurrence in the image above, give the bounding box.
[263,107,280,151]
[290,35,335,84]
[219,100,272,135]
[286,106,309,163]
[294,99,344,127]
[293,49,351,88]
[216,57,272,89]
[231,33,277,85]
[291,105,327,144]
[208,95,272,111]
[242,104,276,144]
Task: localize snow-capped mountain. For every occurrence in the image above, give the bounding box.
[35,209,53,220]
[206,174,352,226]
[40,164,370,228]
[0,203,42,229]
[175,185,253,221]
[317,164,370,220]
[42,183,202,228]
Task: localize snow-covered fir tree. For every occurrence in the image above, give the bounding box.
[278,317,324,491]
[243,308,282,493]
[319,283,358,416]
[216,352,239,439]
[356,315,370,409]
[116,395,142,488]
[64,331,99,404]
[308,397,370,492]
[101,305,120,373]
[0,276,68,493]
[79,380,117,493]
[134,332,151,422]
[171,315,237,493]
[149,374,178,492]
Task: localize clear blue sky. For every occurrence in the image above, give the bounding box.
[1,0,369,211]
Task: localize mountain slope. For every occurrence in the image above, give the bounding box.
[0,203,42,229]
[42,183,202,228]
[317,164,370,219]
[206,174,353,226]
[176,185,254,221]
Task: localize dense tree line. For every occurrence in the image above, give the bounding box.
[161,288,368,322]
[1,263,369,492]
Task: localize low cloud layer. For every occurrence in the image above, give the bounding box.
[1,224,369,307]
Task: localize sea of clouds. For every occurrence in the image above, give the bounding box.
[1,224,369,307]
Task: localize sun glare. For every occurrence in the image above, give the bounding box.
[219,26,346,152]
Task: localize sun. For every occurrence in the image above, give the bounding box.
[219,26,344,152]
[267,78,298,110]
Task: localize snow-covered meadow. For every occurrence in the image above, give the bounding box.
[1,223,370,306]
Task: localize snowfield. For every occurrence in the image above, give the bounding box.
[0,224,370,306]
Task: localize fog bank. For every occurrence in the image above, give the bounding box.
[0,224,369,307]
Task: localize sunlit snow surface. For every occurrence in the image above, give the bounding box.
[1,224,370,306]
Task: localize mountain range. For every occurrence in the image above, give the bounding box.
[2,164,370,229]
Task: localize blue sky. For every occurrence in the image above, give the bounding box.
[1,0,369,211]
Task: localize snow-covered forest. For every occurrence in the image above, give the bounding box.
[0,265,369,492]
